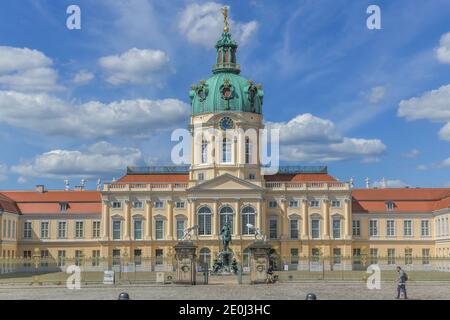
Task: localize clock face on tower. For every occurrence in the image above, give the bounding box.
[219,117,234,130]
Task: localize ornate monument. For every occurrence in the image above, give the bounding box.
[173,226,198,285]
[247,224,273,284]
[211,224,238,275]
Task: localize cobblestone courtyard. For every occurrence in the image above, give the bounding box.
[0,282,449,300]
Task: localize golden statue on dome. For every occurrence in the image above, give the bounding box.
[222,6,229,32]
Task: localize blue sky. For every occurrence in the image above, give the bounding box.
[0,0,450,190]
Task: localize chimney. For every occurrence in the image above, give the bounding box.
[365,177,370,189]
[35,185,45,193]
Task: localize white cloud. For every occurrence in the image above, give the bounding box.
[368,86,386,103]
[178,2,258,48]
[0,163,7,181]
[398,84,450,141]
[0,90,190,138]
[11,142,143,179]
[403,149,420,158]
[99,48,173,86]
[267,113,386,162]
[73,70,94,85]
[417,164,428,171]
[0,46,62,92]
[372,179,409,188]
[436,32,450,64]
[435,157,450,168]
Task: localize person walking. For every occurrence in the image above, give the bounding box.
[396,266,408,299]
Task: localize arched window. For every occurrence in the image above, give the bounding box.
[219,206,234,233]
[201,138,208,164]
[241,205,256,235]
[197,206,212,235]
[242,248,250,268]
[245,137,252,164]
[222,138,232,163]
[199,248,211,267]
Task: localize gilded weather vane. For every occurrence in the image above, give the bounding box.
[222,6,229,32]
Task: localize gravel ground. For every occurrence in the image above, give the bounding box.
[0,282,449,300]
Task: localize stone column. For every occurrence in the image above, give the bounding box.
[344,198,351,239]
[213,200,219,237]
[101,200,110,240]
[280,198,288,240]
[301,199,309,239]
[234,199,241,237]
[322,199,330,239]
[123,200,131,240]
[167,200,174,240]
[145,200,153,240]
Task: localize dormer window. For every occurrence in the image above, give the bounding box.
[386,201,395,211]
[59,202,69,212]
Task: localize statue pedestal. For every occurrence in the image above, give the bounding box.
[248,241,272,284]
[174,241,197,285]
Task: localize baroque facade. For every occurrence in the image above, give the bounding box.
[1,24,450,271]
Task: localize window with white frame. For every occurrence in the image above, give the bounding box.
[198,173,205,181]
[132,201,143,209]
[403,220,412,237]
[241,206,256,235]
[331,200,341,208]
[198,206,212,235]
[12,221,15,238]
[176,201,185,209]
[386,220,396,236]
[112,220,121,240]
[57,250,66,267]
[154,201,164,209]
[134,219,143,240]
[7,220,11,238]
[421,220,430,237]
[176,219,185,240]
[155,219,164,240]
[201,138,208,164]
[404,248,413,265]
[422,248,430,265]
[289,200,299,208]
[352,220,361,237]
[269,218,277,239]
[332,218,341,239]
[311,219,320,239]
[222,138,232,163]
[112,201,122,209]
[386,201,395,211]
[75,221,84,238]
[219,206,234,233]
[92,221,101,238]
[248,173,256,180]
[23,221,32,239]
[245,137,252,164]
[309,200,320,208]
[369,220,378,237]
[370,248,378,264]
[290,219,299,239]
[57,221,67,239]
[268,200,277,208]
[40,221,49,239]
[59,202,68,212]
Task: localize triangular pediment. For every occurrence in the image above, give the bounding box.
[188,173,263,192]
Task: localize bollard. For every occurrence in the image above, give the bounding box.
[118,292,130,300]
[305,293,317,300]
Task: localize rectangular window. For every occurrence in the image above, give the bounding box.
[57,250,66,267]
[57,221,67,239]
[268,200,277,208]
[403,220,412,237]
[92,221,101,238]
[289,200,299,208]
[245,138,252,164]
[331,200,341,208]
[112,201,122,209]
[387,248,396,265]
[155,220,164,240]
[134,220,143,240]
[201,139,208,164]
[269,219,277,239]
[311,248,320,262]
[3,221,6,237]
[405,248,413,265]
[113,220,121,240]
[23,250,32,268]
[198,213,212,235]
[422,248,430,265]
[154,201,164,209]
[290,248,299,264]
[370,248,378,264]
[222,138,232,163]
[40,221,49,239]
[134,249,142,266]
[198,173,205,181]
[92,250,100,267]
[12,221,16,238]
[290,219,299,239]
[40,250,49,267]
[332,218,341,239]
[421,220,430,237]
[7,220,11,238]
[75,250,83,266]
[132,201,143,209]
[176,201,185,209]
[311,219,320,239]
[176,220,185,240]
[75,221,84,238]
[248,173,256,180]
[155,249,163,265]
[352,220,361,237]
[112,249,120,266]
[352,248,361,265]
[309,200,320,208]
[23,221,32,239]
[60,202,68,212]
[386,201,395,211]
[369,220,378,237]
[333,248,341,264]
[387,220,396,236]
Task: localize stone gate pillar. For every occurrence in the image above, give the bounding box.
[174,241,197,285]
[248,241,272,284]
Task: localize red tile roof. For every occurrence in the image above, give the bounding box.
[0,194,20,214]
[352,188,450,213]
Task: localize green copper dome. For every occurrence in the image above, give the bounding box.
[189,31,264,116]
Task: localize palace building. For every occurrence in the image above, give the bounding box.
[1,21,449,272]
